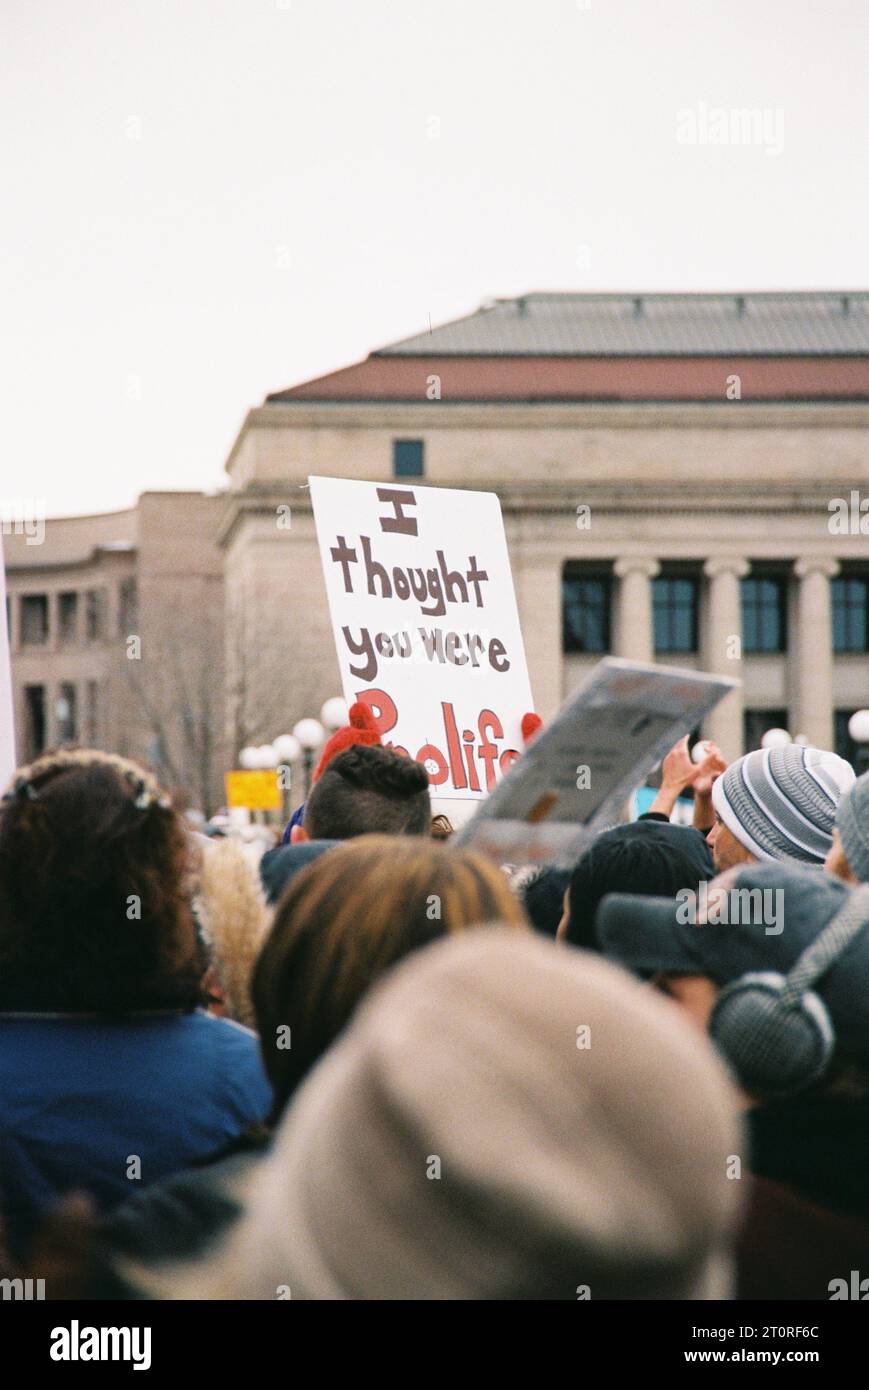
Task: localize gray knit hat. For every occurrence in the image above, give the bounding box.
[712,745,855,864]
[837,770,869,882]
[166,929,743,1301]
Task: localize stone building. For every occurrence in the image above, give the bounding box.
[5,291,869,810]
[4,492,226,811]
[221,291,869,769]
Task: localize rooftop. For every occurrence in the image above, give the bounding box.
[375,291,869,357]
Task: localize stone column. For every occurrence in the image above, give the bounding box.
[49,592,60,652]
[516,550,563,720]
[703,557,750,760]
[613,557,660,664]
[9,590,21,653]
[793,556,839,751]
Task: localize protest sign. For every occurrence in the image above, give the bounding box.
[0,534,15,792]
[224,770,282,812]
[456,657,738,863]
[309,476,533,801]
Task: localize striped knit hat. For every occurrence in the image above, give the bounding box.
[836,770,869,882]
[711,745,856,865]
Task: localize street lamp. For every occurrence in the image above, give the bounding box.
[848,709,869,775]
[293,717,326,795]
[273,733,302,765]
[761,727,791,751]
[321,697,348,731]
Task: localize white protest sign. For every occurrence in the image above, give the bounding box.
[457,657,738,863]
[310,476,533,801]
[0,533,16,792]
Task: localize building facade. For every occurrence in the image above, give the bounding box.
[5,292,869,808]
[4,492,227,810]
[221,292,869,769]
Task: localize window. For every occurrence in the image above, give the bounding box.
[562,569,611,653]
[653,576,698,653]
[743,709,789,754]
[118,578,138,636]
[56,683,78,743]
[21,594,48,645]
[85,589,105,642]
[59,592,79,644]
[393,439,424,478]
[24,685,46,760]
[832,575,869,652]
[741,575,787,653]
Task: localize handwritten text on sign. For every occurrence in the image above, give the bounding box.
[310,477,533,800]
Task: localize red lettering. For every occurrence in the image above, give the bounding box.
[355,688,398,737]
[441,701,467,790]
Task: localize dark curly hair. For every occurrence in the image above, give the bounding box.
[0,751,204,1013]
[304,743,431,840]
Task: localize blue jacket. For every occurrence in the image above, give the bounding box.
[0,1009,272,1260]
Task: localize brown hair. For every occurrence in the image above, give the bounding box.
[0,750,203,1013]
[252,834,528,1115]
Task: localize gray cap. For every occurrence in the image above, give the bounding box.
[837,769,869,882]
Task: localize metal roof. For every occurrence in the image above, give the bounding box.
[375,292,869,357]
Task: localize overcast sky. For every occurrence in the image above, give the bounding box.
[3,0,868,517]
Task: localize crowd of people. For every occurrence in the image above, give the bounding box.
[1,702,869,1301]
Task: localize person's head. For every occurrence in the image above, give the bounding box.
[258,839,339,905]
[518,863,572,938]
[430,813,454,841]
[596,863,869,1105]
[708,745,855,873]
[168,930,742,1301]
[297,744,430,842]
[252,835,527,1113]
[826,769,869,884]
[0,750,202,1013]
[558,820,713,949]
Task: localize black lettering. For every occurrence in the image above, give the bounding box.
[420,567,446,618]
[330,536,358,593]
[418,627,444,662]
[437,550,468,605]
[361,535,392,599]
[376,487,418,536]
[466,555,489,607]
[488,637,510,673]
[342,626,378,681]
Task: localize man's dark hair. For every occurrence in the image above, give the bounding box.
[304,744,431,841]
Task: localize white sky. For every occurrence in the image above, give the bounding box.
[2,0,868,517]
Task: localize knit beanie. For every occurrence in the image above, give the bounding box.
[165,929,743,1301]
[566,820,713,950]
[711,745,855,865]
[836,769,869,882]
[312,701,381,783]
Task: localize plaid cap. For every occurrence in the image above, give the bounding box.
[596,862,869,1066]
